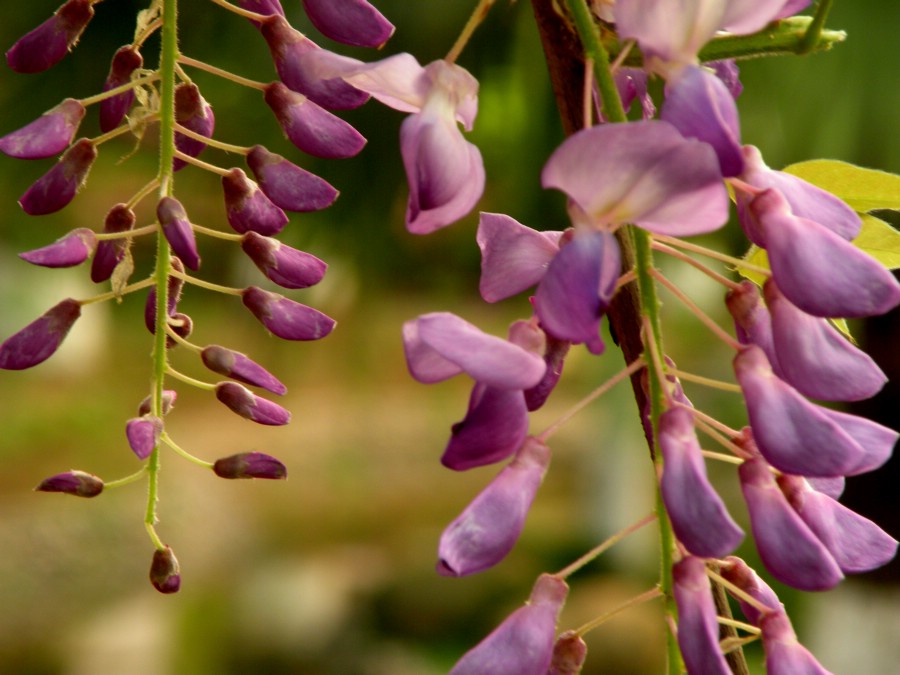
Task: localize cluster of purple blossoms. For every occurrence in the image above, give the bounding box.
[0,0,394,592]
[387,0,899,671]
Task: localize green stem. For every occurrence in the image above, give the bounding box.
[800,0,834,55]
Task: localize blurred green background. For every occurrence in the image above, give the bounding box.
[0,1,898,673]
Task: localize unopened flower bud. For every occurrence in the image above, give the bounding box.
[222,168,289,236]
[125,415,163,460]
[241,231,327,289]
[0,298,81,370]
[91,204,136,282]
[246,145,338,212]
[35,470,103,497]
[242,286,336,341]
[173,83,215,171]
[759,609,831,675]
[201,345,286,395]
[157,197,200,270]
[213,451,287,479]
[215,381,291,425]
[6,0,94,74]
[0,98,85,159]
[549,630,588,675]
[19,228,96,268]
[672,557,731,675]
[19,138,97,215]
[99,46,143,132]
[138,390,178,416]
[264,81,366,159]
[301,0,395,48]
[149,546,181,594]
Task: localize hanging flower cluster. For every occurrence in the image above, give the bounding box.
[0,0,393,593]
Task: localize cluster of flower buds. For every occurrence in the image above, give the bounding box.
[1,0,394,592]
[389,0,899,671]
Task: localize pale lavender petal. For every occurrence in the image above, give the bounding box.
[438,437,551,576]
[201,345,287,395]
[19,138,97,215]
[242,286,335,341]
[222,167,289,235]
[157,196,200,270]
[246,145,338,212]
[661,65,743,177]
[614,0,723,64]
[6,0,94,73]
[534,230,619,355]
[302,0,395,48]
[658,407,744,557]
[20,228,96,268]
[774,0,813,18]
[0,298,81,370]
[99,46,143,132]
[343,52,430,113]
[734,346,868,477]
[760,610,833,675]
[441,384,529,471]
[599,68,655,121]
[241,231,327,290]
[542,120,728,234]
[0,98,85,159]
[708,59,743,98]
[720,0,804,33]
[671,556,731,675]
[819,407,897,476]
[806,476,845,500]
[720,556,782,627]
[739,457,844,591]
[450,574,568,675]
[477,213,563,303]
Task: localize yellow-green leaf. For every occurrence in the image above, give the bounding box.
[854,214,900,270]
[782,159,900,212]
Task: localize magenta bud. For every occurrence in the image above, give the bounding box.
[0,98,85,159]
[672,557,732,675]
[215,381,291,425]
[99,46,143,132]
[125,415,163,460]
[548,630,588,675]
[213,451,287,479]
[222,168,289,236]
[173,83,215,171]
[18,138,97,215]
[201,345,287,395]
[264,81,366,159]
[242,286,336,341]
[241,231,327,289]
[0,297,81,370]
[20,228,96,268]
[246,145,338,212]
[6,0,94,74]
[719,556,782,626]
[157,196,200,270]
[138,390,178,416]
[302,0,395,48]
[35,470,103,497]
[149,546,181,594]
[91,203,136,282]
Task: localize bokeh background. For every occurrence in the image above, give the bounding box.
[0,1,897,673]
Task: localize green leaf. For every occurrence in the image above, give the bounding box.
[854,213,900,270]
[782,159,900,212]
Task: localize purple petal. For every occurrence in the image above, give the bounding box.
[534,230,619,355]
[149,546,181,594]
[6,0,94,74]
[764,279,886,401]
[99,46,143,132]
[0,98,85,159]
[749,189,900,318]
[241,231,327,290]
[476,213,563,303]
[91,203,136,282]
[238,0,284,30]
[0,298,81,370]
[242,286,336,341]
[734,346,869,477]
[739,457,844,591]
[19,228,96,268]
[450,574,568,675]
[173,83,215,171]
[264,81,366,159]
[138,390,178,417]
[213,451,287,479]
[402,312,546,389]
[19,138,97,215]
[221,168,289,236]
[157,196,200,270]
[819,407,897,476]
[720,556,783,627]
[661,65,743,177]
[35,470,103,498]
[806,476,846,500]
[614,0,722,63]
[725,280,782,375]
[125,415,163,460]
[246,145,338,212]
[215,381,291,425]
[441,384,529,471]
[201,344,287,395]
[779,474,897,574]
[542,120,728,234]
[343,53,430,114]
[438,437,551,576]
[658,407,744,557]
[760,610,832,675]
[302,0,395,48]
[708,59,743,99]
[671,557,731,675]
[522,329,570,412]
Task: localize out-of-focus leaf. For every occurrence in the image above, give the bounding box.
[855,213,900,270]
[783,159,900,212]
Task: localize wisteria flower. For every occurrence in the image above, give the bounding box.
[671,556,731,675]
[213,452,287,479]
[149,546,181,594]
[246,145,338,212]
[201,344,287,395]
[0,98,85,159]
[99,46,143,133]
[19,228,96,268]
[215,381,291,425]
[19,138,97,216]
[91,203,136,283]
[221,168,289,236]
[720,556,782,627]
[242,286,336,341]
[6,0,95,74]
[0,298,81,370]
[301,0,394,48]
[760,609,833,675]
[125,415,163,460]
[157,196,200,270]
[173,83,215,171]
[35,470,103,498]
[241,231,327,289]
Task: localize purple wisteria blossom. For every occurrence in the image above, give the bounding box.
[6,0,95,74]
[671,556,730,675]
[241,231,327,289]
[19,228,96,268]
[201,345,287,395]
[0,98,85,159]
[138,390,178,417]
[720,556,782,627]
[149,546,181,594]
[246,145,338,212]
[239,0,284,30]
[301,0,395,48]
[215,381,291,425]
[242,286,336,341]
[99,46,143,132]
[438,436,551,576]
[760,609,833,675]
[449,573,568,675]
[345,55,484,233]
[91,203,136,282]
[0,298,81,370]
[19,138,97,215]
[213,452,287,479]
[35,470,104,498]
[173,83,215,171]
[726,280,780,373]
[125,415,163,460]
[157,196,201,270]
[221,168,289,236]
